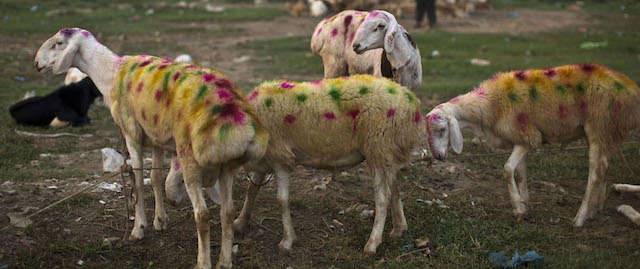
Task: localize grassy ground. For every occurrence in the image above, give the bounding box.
[1,0,640,268]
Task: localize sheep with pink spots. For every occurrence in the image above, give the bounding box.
[311,10,422,90]
[166,75,425,256]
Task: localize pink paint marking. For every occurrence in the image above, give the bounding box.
[203,73,216,82]
[219,102,246,125]
[153,114,159,126]
[516,113,528,130]
[162,60,172,64]
[205,100,212,106]
[127,81,132,91]
[580,63,596,73]
[215,78,232,89]
[558,105,568,119]
[185,65,197,69]
[344,15,353,29]
[579,101,587,114]
[158,65,168,70]
[173,72,181,81]
[140,55,150,58]
[283,114,297,124]
[349,32,355,42]
[386,109,396,118]
[448,97,460,103]
[514,70,526,81]
[544,68,556,77]
[324,112,336,120]
[81,31,92,38]
[280,81,295,89]
[348,109,360,119]
[614,100,622,116]
[217,90,232,99]
[141,109,147,121]
[136,82,144,93]
[154,90,163,102]
[427,114,440,122]
[434,104,443,110]
[165,99,172,108]
[414,111,422,123]
[59,28,77,38]
[177,112,182,119]
[247,91,259,101]
[173,159,180,170]
[331,28,338,37]
[310,80,323,85]
[471,87,485,97]
[317,27,323,35]
[490,74,500,81]
[139,60,152,68]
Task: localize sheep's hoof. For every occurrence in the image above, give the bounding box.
[232,218,248,233]
[127,233,143,242]
[154,217,169,231]
[215,261,232,269]
[278,240,293,256]
[389,228,405,238]
[363,248,377,258]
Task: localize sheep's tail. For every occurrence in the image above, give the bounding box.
[245,124,268,162]
[310,22,324,56]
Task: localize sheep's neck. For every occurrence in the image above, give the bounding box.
[74,38,119,106]
[447,94,487,136]
[385,31,413,69]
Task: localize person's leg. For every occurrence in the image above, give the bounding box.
[416,0,426,28]
[426,0,437,28]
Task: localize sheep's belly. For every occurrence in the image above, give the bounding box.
[540,125,585,144]
[293,149,364,170]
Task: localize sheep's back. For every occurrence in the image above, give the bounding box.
[248,75,423,164]
[111,55,268,165]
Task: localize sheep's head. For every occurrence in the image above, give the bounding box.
[352,10,398,54]
[425,105,463,160]
[34,28,87,75]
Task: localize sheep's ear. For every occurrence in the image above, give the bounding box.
[384,24,397,52]
[448,117,463,154]
[53,43,78,74]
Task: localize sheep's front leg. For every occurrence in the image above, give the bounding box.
[504,145,529,222]
[182,161,212,269]
[594,156,609,212]
[364,168,391,256]
[233,171,267,233]
[125,135,147,241]
[151,147,169,231]
[273,165,296,255]
[515,155,529,206]
[617,205,640,226]
[573,144,605,227]
[387,170,407,238]
[217,166,236,269]
[323,56,348,78]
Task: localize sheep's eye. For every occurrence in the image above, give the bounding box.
[56,41,63,46]
[377,24,385,30]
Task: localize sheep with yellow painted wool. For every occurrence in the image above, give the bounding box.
[424,64,640,228]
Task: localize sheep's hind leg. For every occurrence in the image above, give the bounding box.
[151,147,169,231]
[573,144,605,228]
[125,135,147,241]
[233,171,267,233]
[273,165,296,255]
[617,205,640,226]
[182,160,212,269]
[217,166,237,269]
[515,155,529,206]
[364,167,391,256]
[504,145,529,222]
[387,169,407,238]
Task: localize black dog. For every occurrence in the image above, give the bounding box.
[9,77,102,127]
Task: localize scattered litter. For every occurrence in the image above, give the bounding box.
[417,199,450,209]
[446,165,456,173]
[313,176,331,191]
[99,182,122,192]
[332,219,343,227]
[402,244,414,250]
[145,8,154,15]
[101,148,124,173]
[30,5,39,12]
[524,50,532,57]
[2,181,13,186]
[489,250,543,268]
[129,215,135,221]
[144,178,151,185]
[14,76,25,82]
[8,212,32,228]
[75,217,82,222]
[415,236,430,247]
[99,200,106,205]
[507,12,519,19]
[442,193,449,198]
[39,153,54,158]
[102,237,120,248]
[579,41,607,49]
[431,50,440,57]
[47,185,58,189]
[360,209,374,218]
[205,4,224,12]
[339,203,368,215]
[233,55,251,63]
[108,137,119,143]
[232,244,239,255]
[15,129,93,138]
[174,54,193,63]
[76,260,84,266]
[470,58,491,66]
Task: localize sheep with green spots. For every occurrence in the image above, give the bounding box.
[424,64,640,228]
[34,28,268,269]
[167,75,425,256]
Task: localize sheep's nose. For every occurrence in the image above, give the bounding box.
[34,61,38,68]
[353,43,361,51]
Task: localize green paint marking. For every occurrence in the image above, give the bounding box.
[529,86,538,101]
[162,72,171,91]
[387,87,397,95]
[295,93,308,103]
[609,98,615,109]
[556,85,567,95]
[129,63,140,72]
[196,85,208,102]
[508,91,518,103]
[405,92,416,103]
[118,79,125,98]
[146,65,158,72]
[176,74,190,87]
[329,86,342,103]
[264,97,273,108]
[210,105,222,115]
[576,83,585,93]
[250,120,259,133]
[219,123,230,141]
[359,87,369,95]
[614,81,625,91]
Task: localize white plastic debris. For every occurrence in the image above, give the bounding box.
[205,4,224,12]
[99,200,106,205]
[99,182,122,192]
[76,260,84,266]
[232,244,239,255]
[101,148,124,173]
[431,50,440,57]
[360,209,374,218]
[174,54,193,63]
[233,55,251,63]
[470,58,491,66]
[144,178,151,185]
[8,212,32,228]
